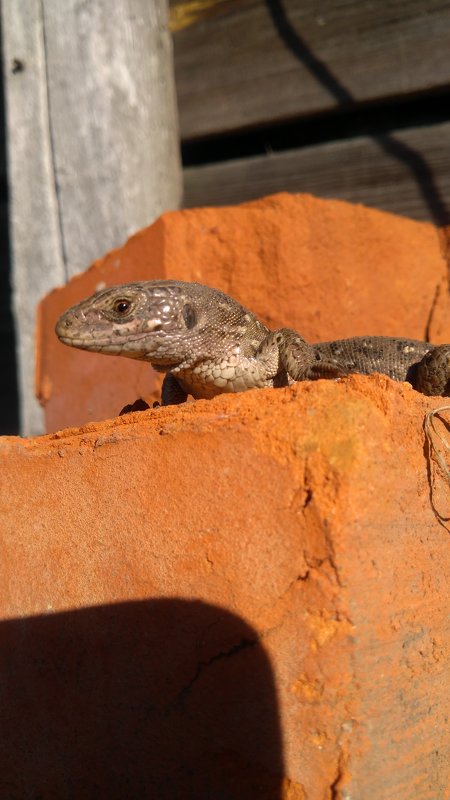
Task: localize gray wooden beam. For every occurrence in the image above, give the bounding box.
[183,121,450,225]
[2,0,181,435]
[171,0,450,139]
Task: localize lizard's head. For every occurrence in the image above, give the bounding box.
[55,280,260,368]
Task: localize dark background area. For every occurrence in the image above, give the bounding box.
[0,50,18,435]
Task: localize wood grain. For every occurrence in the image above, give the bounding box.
[170,0,450,139]
[2,0,181,434]
[183,121,450,224]
[39,0,182,277]
[2,2,66,435]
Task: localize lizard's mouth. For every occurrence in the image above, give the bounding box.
[56,325,158,347]
[57,335,125,353]
[56,331,172,362]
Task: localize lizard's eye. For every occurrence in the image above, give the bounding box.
[113,299,131,315]
[182,304,196,329]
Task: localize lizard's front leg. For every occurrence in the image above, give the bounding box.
[266,328,348,382]
[119,376,187,413]
[416,345,450,396]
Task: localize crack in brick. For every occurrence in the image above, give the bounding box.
[330,769,342,800]
[322,520,343,588]
[301,462,343,589]
[437,226,450,290]
[177,637,259,704]
[302,487,313,509]
[330,734,352,800]
[424,281,441,342]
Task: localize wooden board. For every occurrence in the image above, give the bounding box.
[183,120,450,225]
[170,0,450,140]
[40,1,181,276]
[2,0,181,435]
[0,202,18,435]
[1,2,66,435]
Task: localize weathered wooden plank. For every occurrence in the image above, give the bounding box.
[41,1,181,275]
[0,202,19,435]
[170,0,450,139]
[183,121,450,225]
[2,0,181,435]
[2,2,66,436]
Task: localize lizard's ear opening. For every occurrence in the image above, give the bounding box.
[182,304,197,329]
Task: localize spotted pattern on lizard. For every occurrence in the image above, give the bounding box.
[56,280,450,405]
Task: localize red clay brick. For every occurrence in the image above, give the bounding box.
[37,193,450,431]
[1,376,449,798]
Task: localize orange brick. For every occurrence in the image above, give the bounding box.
[37,193,450,431]
[1,376,449,798]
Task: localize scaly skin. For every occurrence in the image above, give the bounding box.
[56,280,450,404]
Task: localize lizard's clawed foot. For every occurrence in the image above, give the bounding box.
[119,398,151,415]
[302,361,349,381]
[273,328,348,382]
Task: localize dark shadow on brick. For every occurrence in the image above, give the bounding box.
[0,599,283,799]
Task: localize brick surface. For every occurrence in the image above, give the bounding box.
[37,193,450,431]
[1,376,449,798]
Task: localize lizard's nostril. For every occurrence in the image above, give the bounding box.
[55,315,72,337]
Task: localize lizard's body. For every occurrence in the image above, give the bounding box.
[56,280,450,403]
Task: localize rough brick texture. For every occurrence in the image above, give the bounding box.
[1,377,449,798]
[37,193,450,431]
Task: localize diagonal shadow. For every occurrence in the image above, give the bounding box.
[266,0,450,226]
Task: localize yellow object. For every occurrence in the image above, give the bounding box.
[169,0,229,32]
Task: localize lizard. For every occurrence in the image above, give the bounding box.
[55,279,450,406]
